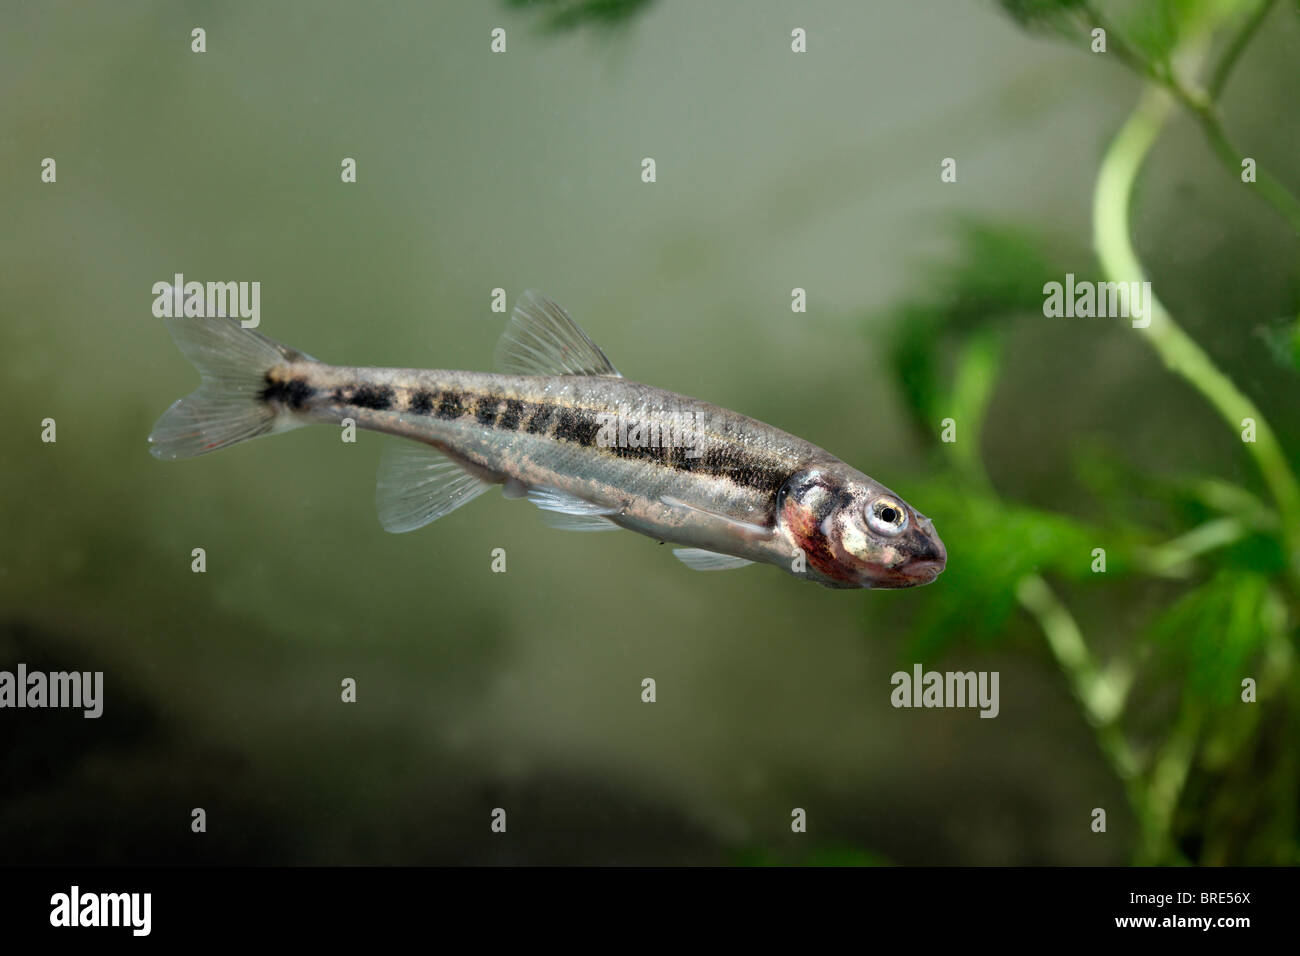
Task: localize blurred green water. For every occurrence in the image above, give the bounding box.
[1,0,1296,864]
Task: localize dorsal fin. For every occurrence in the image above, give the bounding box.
[493,291,621,377]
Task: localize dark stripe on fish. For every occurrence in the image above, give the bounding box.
[436,392,464,420]
[684,443,789,497]
[498,398,525,431]
[553,407,602,446]
[525,405,554,434]
[350,385,395,410]
[345,376,794,497]
[261,375,316,410]
[532,403,791,496]
[475,395,501,425]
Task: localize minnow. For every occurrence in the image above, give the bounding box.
[149,292,946,589]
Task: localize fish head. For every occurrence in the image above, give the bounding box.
[776,465,946,589]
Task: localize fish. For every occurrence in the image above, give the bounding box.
[149,291,946,589]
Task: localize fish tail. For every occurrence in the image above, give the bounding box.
[148,315,308,460]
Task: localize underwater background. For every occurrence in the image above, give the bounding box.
[1,0,1297,865]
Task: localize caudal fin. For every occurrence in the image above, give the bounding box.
[149,315,308,460]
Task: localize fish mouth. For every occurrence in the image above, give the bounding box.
[900,558,945,584]
[858,558,945,589]
[885,527,947,586]
[867,551,946,588]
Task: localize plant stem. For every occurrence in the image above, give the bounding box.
[1076,1,1154,77]
[1209,0,1278,100]
[1164,81,1300,236]
[1093,86,1300,575]
[1016,576,1131,734]
[1082,74,1300,861]
[1139,706,1202,864]
[1139,516,1247,576]
[1081,0,1300,234]
[1015,575,1172,856]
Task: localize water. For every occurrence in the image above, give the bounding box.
[2,0,1297,865]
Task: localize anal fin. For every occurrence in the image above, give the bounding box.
[540,513,620,532]
[376,441,491,533]
[672,548,755,571]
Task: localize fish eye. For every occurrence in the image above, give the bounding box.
[866,496,908,536]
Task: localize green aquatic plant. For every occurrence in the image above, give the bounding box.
[881,0,1299,863]
[504,0,658,33]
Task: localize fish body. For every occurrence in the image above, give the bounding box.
[150,292,946,589]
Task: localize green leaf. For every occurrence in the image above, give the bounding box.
[900,481,1114,658]
[943,331,1002,482]
[997,0,1260,75]
[504,0,658,32]
[997,0,1087,31]
[887,305,946,434]
[1253,318,1300,375]
[1110,0,1258,65]
[878,221,1081,443]
[1145,569,1281,706]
